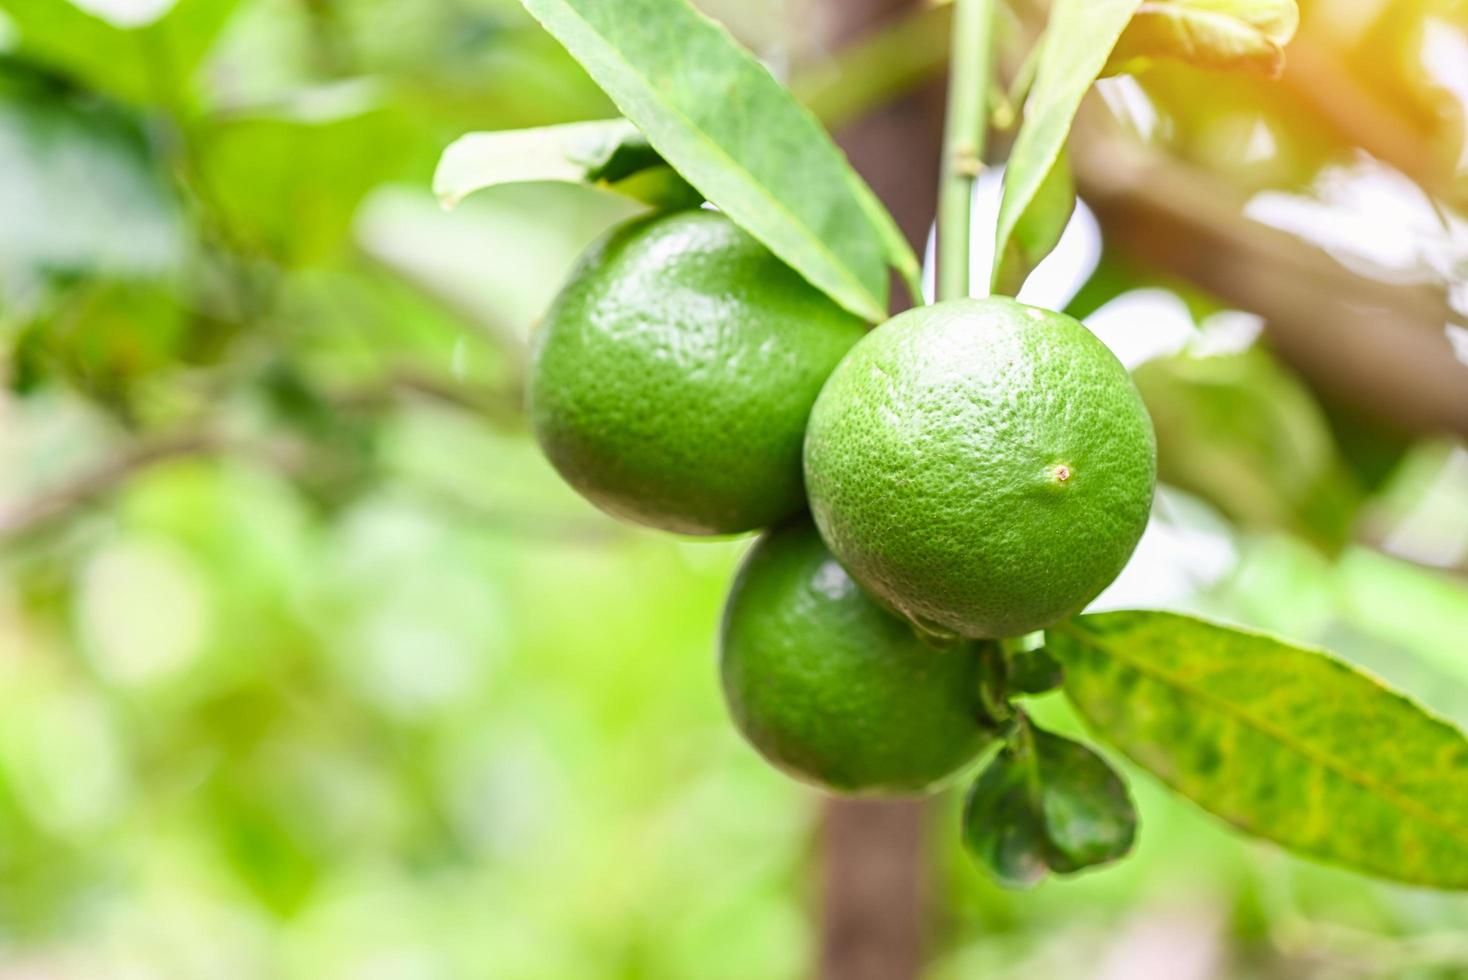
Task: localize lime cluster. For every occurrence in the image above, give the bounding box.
[528,208,1156,795]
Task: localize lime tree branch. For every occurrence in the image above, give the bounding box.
[0,373,520,543]
[0,430,226,541]
[1071,117,1468,441]
[795,3,951,132]
[936,0,996,301]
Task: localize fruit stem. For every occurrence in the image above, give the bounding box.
[936,0,996,303]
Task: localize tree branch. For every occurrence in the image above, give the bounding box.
[0,430,224,542]
[1072,118,1468,439]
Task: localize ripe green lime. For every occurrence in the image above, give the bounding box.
[720,519,997,795]
[803,297,1156,640]
[528,209,868,536]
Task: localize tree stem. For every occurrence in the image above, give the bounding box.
[936,0,995,303]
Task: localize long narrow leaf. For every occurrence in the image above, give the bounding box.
[992,0,1141,293]
[517,0,917,321]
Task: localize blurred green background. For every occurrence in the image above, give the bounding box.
[0,0,1467,976]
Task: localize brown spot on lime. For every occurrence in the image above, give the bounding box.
[1050,463,1073,484]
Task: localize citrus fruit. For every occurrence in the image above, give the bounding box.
[803,296,1156,639]
[720,518,998,795]
[528,209,868,536]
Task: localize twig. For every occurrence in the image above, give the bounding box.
[795,4,952,132]
[937,0,997,301]
[1071,115,1468,439]
[1281,38,1457,206]
[354,244,527,383]
[0,430,224,542]
[335,367,524,429]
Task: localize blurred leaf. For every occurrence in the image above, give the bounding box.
[435,118,698,210]
[259,361,378,511]
[1321,400,1411,495]
[993,152,1075,297]
[62,0,176,29]
[14,281,188,406]
[195,84,415,265]
[1052,610,1468,889]
[0,87,182,291]
[1063,250,1153,321]
[1337,549,1468,687]
[1008,646,1064,696]
[515,0,911,322]
[962,720,1136,887]
[992,0,1141,293]
[2,0,239,106]
[209,769,323,916]
[1133,347,1360,553]
[1108,0,1300,77]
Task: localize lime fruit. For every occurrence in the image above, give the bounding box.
[528,209,868,536]
[720,519,997,795]
[803,296,1156,639]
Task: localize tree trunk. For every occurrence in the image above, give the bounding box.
[817,798,931,980]
[812,3,946,979]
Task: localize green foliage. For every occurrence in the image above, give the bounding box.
[434,118,699,209]
[0,83,183,291]
[1108,0,1301,77]
[991,0,1140,293]
[0,0,239,106]
[1134,346,1361,552]
[194,89,416,265]
[512,0,917,321]
[1006,646,1065,697]
[962,719,1136,887]
[13,281,191,407]
[1051,611,1468,889]
[991,152,1074,297]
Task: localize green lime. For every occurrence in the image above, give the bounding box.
[720,519,998,795]
[803,297,1156,640]
[528,209,868,536]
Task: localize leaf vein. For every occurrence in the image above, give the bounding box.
[1056,621,1468,850]
[523,0,885,320]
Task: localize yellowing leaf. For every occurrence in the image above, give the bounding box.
[1108,0,1301,77]
[1052,610,1468,889]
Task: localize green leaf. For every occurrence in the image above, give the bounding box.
[1008,646,1065,696]
[3,0,239,106]
[195,85,415,265]
[1107,0,1300,77]
[993,152,1075,297]
[515,0,911,322]
[1051,610,1468,889]
[434,119,698,210]
[991,0,1141,293]
[1132,347,1360,553]
[0,87,183,289]
[963,719,1137,888]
